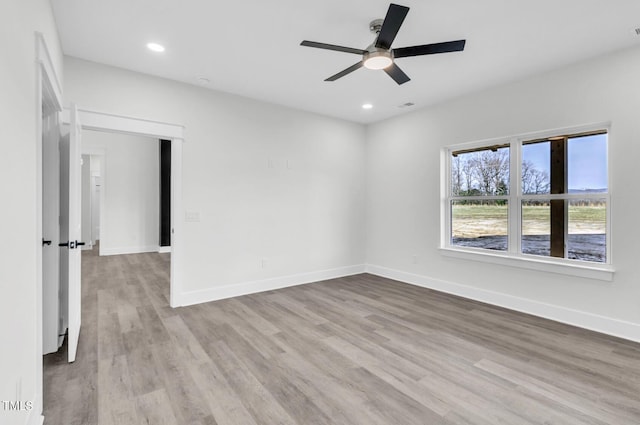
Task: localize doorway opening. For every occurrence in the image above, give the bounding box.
[65,108,185,308]
[81,131,170,257]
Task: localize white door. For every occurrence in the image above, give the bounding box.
[60,104,83,362]
[42,112,60,354]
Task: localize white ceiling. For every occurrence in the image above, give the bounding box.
[51,0,640,124]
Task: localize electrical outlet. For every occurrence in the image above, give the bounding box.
[261,258,267,268]
[412,255,418,264]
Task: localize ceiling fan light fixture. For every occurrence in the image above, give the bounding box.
[363,50,393,70]
[300,3,465,85]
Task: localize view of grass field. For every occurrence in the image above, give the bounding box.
[452,204,606,238]
[451,203,607,262]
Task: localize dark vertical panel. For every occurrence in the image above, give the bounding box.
[549,139,566,258]
[159,140,171,247]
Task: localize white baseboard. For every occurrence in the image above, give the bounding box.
[99,245,160,256]
[26,396,44,425]
[157,246,171,254]
[366,264,640,344]
[29,414,44,425]
[178,264,366,307]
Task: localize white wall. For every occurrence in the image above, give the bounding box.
[90,156,101,242]
[0,0,63,424]
[81,155,92,248]
[83,131,160,255]
[366,45,640,340]
[64,58,367,302]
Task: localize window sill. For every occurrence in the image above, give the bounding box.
[439,247,615,281]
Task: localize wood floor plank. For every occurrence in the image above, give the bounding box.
[187,360,259,425]
[322,335,451,416]
[162,314,211,365]
[474,358,632,424]
[207,340,298,425]
[97,355,136,425]
[123,342,165,397]
[43,248,640,425]
[134,389,179,425]
[151,340,213,425]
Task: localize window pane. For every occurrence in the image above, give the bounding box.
[568,200,606,263]
[451,200,508,251]
[568,134,607,193]
[521,201,550,257]
[451,146,510,196]
[521,141,550,194]
[522,199,607,263]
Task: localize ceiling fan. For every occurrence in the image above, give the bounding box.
[300,3,466,85]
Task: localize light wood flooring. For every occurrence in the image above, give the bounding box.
[44,248,640,424]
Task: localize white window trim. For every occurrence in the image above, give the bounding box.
[440,122,613,281]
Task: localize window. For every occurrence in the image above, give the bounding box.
[444,126,610,270]
[450,144,510,252]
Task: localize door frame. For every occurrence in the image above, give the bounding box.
[36,31,63,424]
[61,108,185,308]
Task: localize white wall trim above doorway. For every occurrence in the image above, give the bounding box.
[62,108,184,139]
[61,108,185,308]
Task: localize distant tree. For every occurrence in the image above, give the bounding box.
[522,159,550,194]
[521,160,535,193]
[469,149,509,196]
[462,158,475,194]
[451,156,462,195]
[453,149,550,198]
[530,169,550,194]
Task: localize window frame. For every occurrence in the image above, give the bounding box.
[441,123,614,281]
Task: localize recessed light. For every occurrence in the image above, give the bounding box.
[146,42,165,53]
[362,103,373,110]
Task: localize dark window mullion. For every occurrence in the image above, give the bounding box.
[549,138,567,258]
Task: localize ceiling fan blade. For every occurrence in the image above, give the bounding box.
[384,63,410,85]
[392,40,466,58]
[325,61,364,81]
[301,41,366,55]
[375,4,410,50]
